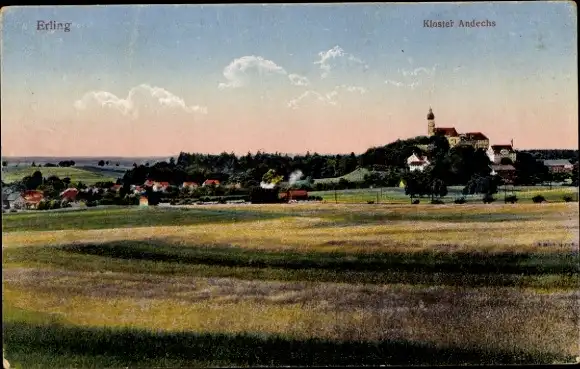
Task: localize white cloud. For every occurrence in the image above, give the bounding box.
[385,64,437,89]
[287,91,336,109]
[401,66,437,77]
[287,84,367,109]
[218,55,288,89]
[342,85,367,94]
[74,84,207,118]
[314,45,369,79]
[288,73,310,86]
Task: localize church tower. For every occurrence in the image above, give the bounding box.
[427,107,435,136]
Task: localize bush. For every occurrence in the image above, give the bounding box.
[454,197,466,204]
[532,195,546,203]
[9,209,17,213]
[412,199,420,204]
[37,200,49,211]
[563,195,574,202]
[367,201,375,204]
[504,195,518,204]
[482,194,495,204]
[86,200,98,207]
[218,197,227,204]
[431,199,444,204]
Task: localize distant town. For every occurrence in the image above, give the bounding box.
[2,107,578,211]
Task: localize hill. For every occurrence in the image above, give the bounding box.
[1,167,115,185]
[313,167,378,185]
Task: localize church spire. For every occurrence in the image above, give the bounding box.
[427,106,434,120]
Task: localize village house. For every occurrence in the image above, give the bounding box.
[60,188,79,202]
[487,143,517,164]
[181,182,199,191]
[144,179,155,187]
[110,184,122,193]
[21,190,44,210]
[202,179,220,187]
[490,164,516,184]
[131,185,145,195]
[406,153,430,172]
[543,159,574,173]
[152,181,170,192]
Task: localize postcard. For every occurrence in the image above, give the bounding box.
[1,2,578,368]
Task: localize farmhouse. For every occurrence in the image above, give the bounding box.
[131,185,145,195]
[487,143,517,164]
[110,184,122,193]
[426,107,489,150]
[181,182,199,190]
[203,179,220,187]
[152,181,170,192]
[22,190,44,209]
[543,159,574,173]
[407,153,430,172]
[490,164,516,183]
[60,188,79,201]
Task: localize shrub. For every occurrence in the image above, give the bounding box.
[36,200,49,211]
[504,195,518,204]
[9,209,17,213]
[218,197,227,204]
[412,199,420,204]
[532,195,546,203]
[431,199,444,204]
[563,195,574,202]
[86,200,98,207]
[454,197,466,204]
[367,201,375,204]
[482,194,495,204]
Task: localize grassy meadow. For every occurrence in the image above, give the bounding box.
[1,166,116,185]
[2,203,579,367]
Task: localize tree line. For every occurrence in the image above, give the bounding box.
[118,135,577,191]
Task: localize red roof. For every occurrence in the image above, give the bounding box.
[462,132,488,140]
[434,127,458,137]
[22,190,44,203]
[60,188,79,198]
[157,182,170,187]
[182,182,198,187]
[111,184,122,190]
[204,179,220,185]
[144,180,155,186]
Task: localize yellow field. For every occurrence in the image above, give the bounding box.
[2,203,579,366]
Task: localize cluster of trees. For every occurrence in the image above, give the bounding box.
[97,160,120,167]
[519,149,579,164]
[116,136,577,199]
[27,161,76,168]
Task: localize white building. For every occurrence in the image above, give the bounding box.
[487,144,517,164]
[407,153,430,172]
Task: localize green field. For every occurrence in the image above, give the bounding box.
[311,186,579,204]
[3,203,579,367]
[1,166,116,185]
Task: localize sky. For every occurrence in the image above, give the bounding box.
[1,2,577,157]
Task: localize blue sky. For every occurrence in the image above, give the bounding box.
[1,3,577,156]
